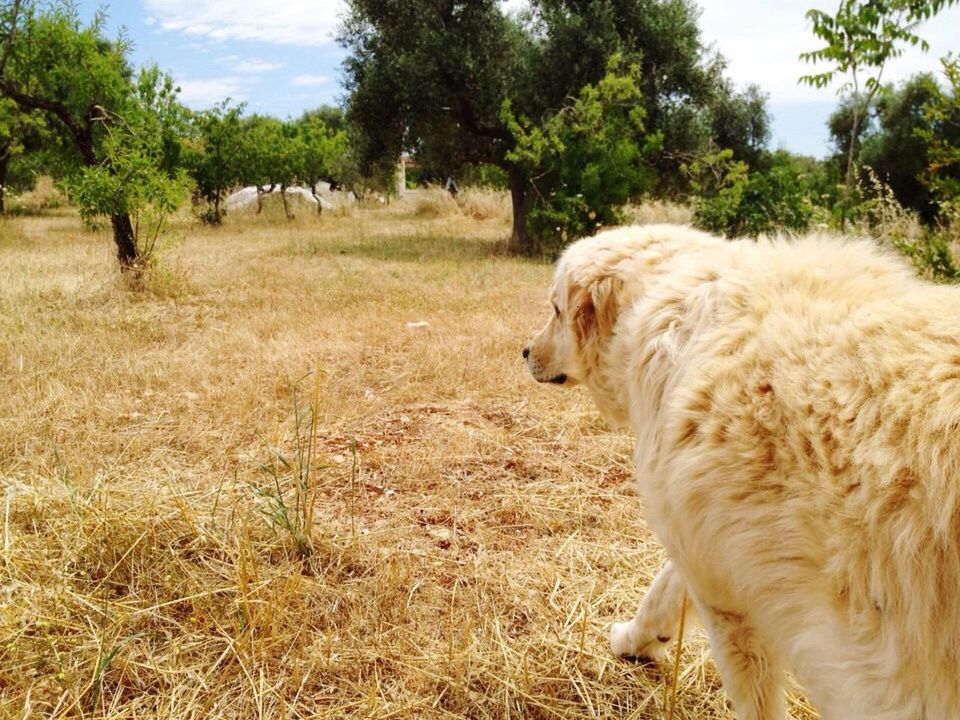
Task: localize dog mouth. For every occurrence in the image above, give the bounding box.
[546,374,568,385]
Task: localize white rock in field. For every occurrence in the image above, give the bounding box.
[406,321,430,329]
[223,186,258,210]
[223,184,349,211]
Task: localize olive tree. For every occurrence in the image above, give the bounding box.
[340,0,759,254]
[0,0,186,267]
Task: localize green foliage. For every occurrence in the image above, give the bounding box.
[799,0,958,227]
[0,1,199,265]
[0,96,46,205]
[1,0,134,169]
[340,0,768,252]
[240,115,290,191]
[459,163,508,189]
[503,58,661,252]
[687,150,815,237]
[916,55,960,214]
[823,58,960,226]
[892,231,960,281]
[62,66,192,260]
[182,100,245,224]
[828,73,946,222]
[235,110,352,217]
[709,82,771,170]
[799,1,953,92]
[250,118,302,219]
[297,110,350,193]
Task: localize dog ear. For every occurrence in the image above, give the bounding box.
[572,275,622,345]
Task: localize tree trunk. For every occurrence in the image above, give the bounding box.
[213,193,222,224]
[111,213,138,268]
[0,151,8,215]
[256,183,275,214]
[280,184,293,220]
[841,107,863,233]
[507,167,533,255]
[311,184,323,216]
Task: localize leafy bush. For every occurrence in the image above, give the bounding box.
[852,167,959,283]
[459,164,508,190]
[916,56,960,215]
[687,149,815,237]
[502,57,662,254]
[893,231,960,281]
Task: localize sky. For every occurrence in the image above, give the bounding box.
[78,0,960,158]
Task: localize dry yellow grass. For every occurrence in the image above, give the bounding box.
[0,203,816,718]
[407,186,513,224]
[622,200,693,227]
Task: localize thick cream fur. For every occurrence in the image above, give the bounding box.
[529,224,960,720]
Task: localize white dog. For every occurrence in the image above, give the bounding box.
[524,224,960,720]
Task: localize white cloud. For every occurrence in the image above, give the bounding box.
[147,0,529,47]
[695,0,960,103]
[213,55,283,75]
[176,77,245,109]
[290,74,331,87]
[144,0,343,46]
[233,59,285,74]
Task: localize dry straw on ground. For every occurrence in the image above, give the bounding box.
[0,198,816,718]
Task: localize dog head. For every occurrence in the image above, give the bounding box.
[523,231,639,425]
[523,225,720,426]
[523,261,623,387]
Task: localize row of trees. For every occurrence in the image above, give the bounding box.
[0,1,350,268]
[340,0,771,254]
[0,0,957,274]
[186,105,349,225]
[340,0,960,260]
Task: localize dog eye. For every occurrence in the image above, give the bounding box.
[657,635,671,643]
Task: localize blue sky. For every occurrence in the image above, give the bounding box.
[78,0,960,159]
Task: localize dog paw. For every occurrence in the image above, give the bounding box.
[610,620,668,661]
[610,620,639,657]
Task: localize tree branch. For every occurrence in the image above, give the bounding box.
[0,0,21,79]
[0,79,75,132]
[454,94,511,141]
[0,78,97,164]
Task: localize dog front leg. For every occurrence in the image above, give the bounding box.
[610,560,695,662]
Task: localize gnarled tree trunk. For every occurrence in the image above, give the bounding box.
[0,150,9,215]
[507,167,533,255]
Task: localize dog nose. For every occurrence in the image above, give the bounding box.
[522,346,530,359]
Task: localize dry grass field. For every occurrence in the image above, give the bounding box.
[0,194,816,719]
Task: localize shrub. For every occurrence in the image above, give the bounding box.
[687,149,815,237]
[853,167,959,282]
[502,57,661,255]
